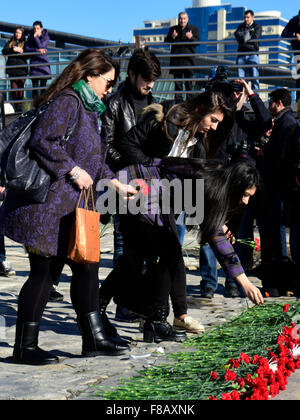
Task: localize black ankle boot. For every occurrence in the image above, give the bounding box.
[80,311,130,357]
[99,299,131,346]
[143,306,187,343]
[12,320,59,365]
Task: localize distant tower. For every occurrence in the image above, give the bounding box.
[192,0,221,6]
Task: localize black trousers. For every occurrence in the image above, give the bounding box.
[18,253,99,322]
[100,215,187,318]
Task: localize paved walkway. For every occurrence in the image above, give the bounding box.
[0,229,299,400]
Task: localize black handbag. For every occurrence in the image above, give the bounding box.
[0,92,79,203]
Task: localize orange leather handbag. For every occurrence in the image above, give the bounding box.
[68,187,100,264]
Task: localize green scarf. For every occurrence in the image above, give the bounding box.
[72,79,106,119]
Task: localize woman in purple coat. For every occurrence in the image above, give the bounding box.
[25,21,51,99]
[0,49,137,365]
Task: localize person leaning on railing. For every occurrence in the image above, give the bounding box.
[281,10,300,101]
[2,26,28,113]
[25,20,51,99]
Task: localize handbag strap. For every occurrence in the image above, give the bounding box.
[76,186,95,211]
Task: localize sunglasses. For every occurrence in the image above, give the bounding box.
[99,74,114,90]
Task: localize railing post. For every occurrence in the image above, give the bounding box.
[0,92,4,130]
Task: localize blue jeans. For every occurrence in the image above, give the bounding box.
[176,224,186,246]
[236,54,260,91]
[199,245,218,292]
[199,245,238,291]
[0,235,5,263]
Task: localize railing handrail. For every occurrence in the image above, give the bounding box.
[1,35,300,106]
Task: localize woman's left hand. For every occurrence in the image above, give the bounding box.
[222,224,236,244]
[235,273,264,305]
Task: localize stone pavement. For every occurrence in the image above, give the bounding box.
[0,228,299,401]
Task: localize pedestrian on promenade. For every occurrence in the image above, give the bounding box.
[25,21,51,99]
[99,158,264,343]
[281,10,300,100]
[0,48,137,366]
[2,26,28,112]
[234,10,262,92]
[165,11,200,101]
[102,48,161,323]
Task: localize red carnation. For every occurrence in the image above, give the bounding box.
[283,304,290,313]
[209,371,218,381]
[239,353,251,364]
[135,179,150,196]
[224,369,237,382]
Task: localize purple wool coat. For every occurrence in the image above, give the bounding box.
[0,89,114,257]
[25,29,51,76]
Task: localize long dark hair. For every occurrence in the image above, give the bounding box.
[34,48,120,107]
[164,90,234,158]
[9,26,25,49]
[161,157,259,244]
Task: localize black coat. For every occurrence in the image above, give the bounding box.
[281,15,300,51]
[263,107,298,192]
[165,24,200,75]
[117,101,207,168]
[2,40,28,77]
[102,79,155,172]
[234,21,262,52]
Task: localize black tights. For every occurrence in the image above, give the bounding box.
[18,253,99,322]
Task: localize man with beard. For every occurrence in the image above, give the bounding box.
[165,12,200,101]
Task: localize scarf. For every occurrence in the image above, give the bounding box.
[72,79,106,124]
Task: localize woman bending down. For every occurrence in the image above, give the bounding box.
[99,158,264,343]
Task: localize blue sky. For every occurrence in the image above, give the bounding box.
[0,0,297,43]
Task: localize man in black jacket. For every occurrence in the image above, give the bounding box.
[165,12,200,101]
[103,49,161,173]
[281,11,300,100]
[101,48,161,322]
[259,89,298,294]
[234,10,262,92]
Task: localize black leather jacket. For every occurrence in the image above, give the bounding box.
[281,15,300,51]
[234,21,262,52]
[102,79,155,172]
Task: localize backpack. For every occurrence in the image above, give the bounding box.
[0,92,79,203]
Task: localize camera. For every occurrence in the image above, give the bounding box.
[226,136,267,163]
[231,83,244,93]
[207,66,244,96]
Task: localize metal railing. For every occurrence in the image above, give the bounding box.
[0,35,299,109]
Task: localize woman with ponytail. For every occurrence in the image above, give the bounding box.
[0,49,137,365]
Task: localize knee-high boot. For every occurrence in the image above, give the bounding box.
[99,298,131,345]
[12,320,59,365]
[79,311,130,357]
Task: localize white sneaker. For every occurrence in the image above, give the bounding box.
[173,316,205,334]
